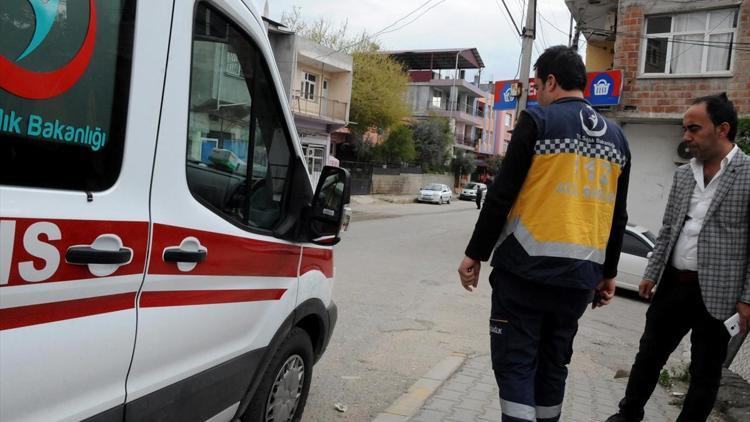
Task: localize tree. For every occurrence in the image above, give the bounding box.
[486,155,503,175]
[451,150,476,180]
[413,118,453,172]
[372,125,416,165]
[349,52,410,134]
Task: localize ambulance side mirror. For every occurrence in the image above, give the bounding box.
[309,166,351,246]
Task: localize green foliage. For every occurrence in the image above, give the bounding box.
[737,117,750,154]
[372,125,416,165]
[658,369,672,388]
[451,150,476,177]
[413,118,453,172]
[350,52,410,133]
[486,155,503,175]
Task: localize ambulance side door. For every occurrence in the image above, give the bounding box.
[124,1,306,419]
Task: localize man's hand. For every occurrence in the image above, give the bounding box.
[592,278,616,309]
[639,279,657,299]
[458,256,481,292]
[737,302,750,336]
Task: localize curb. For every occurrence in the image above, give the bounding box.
[372,354,466,422]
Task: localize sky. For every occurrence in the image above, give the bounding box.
[258,0,585,83]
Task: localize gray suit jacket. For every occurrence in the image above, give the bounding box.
[644,149,750,320]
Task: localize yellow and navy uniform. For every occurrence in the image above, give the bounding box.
[466,97,630,290]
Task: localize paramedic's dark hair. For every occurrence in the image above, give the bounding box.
[533,45,587,91]
[692,93,738,142]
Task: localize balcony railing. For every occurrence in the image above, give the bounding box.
[291,90,348,122]
[454,134,478,149]
[427,101,485,119]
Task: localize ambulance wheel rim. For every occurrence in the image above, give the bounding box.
[265,354,305,422]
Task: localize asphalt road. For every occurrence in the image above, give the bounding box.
[301,199,492,422]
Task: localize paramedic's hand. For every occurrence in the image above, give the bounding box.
[639,279,657,299]
[458,256,481,292]
[592,278,616,309]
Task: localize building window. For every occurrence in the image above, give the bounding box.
[641,8,738,75]
[301,72,317,100]
[504,113,512,128]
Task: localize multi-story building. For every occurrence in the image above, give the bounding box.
[566,0,750,382]
[386,49,497,162]
[265,18,353,186]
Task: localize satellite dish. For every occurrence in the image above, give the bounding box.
[677,141,693,160]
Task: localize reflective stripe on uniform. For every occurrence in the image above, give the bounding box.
[503,217,605,264]
[536,403,562,419]
[500,398,536,421]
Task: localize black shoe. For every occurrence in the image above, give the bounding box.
[604,414,631,422]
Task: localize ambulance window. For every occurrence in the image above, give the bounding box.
[0,1,136,191]
[186,4,293,231]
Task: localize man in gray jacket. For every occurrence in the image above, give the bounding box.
[607,93,750,422]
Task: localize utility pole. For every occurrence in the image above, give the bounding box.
[517,0,537,112]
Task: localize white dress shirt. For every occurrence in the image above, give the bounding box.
[671,145,739,271]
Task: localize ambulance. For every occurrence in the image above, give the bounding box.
[0,1,350,421]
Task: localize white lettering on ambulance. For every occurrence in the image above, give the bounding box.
[0,220,15,285]
[19,222,61,283]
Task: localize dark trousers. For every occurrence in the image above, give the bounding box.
[618,266,731,422]
[489,270,591,422]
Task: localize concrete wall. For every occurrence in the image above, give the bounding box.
[371,173,454,195]
[585,40,614,71]
[620,122,685,233]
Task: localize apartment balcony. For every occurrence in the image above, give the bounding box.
[454,134,478,150]
[291,90,348,124]
[424,101,484,126]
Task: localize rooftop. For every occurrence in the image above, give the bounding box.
[384,48,485,70]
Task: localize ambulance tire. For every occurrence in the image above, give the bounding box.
[244,327,314,422]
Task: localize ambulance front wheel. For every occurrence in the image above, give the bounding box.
[244,328,314,422]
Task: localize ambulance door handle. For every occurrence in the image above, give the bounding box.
[162,237,207,272]
[66,246,132,265]
[163,248,207,263]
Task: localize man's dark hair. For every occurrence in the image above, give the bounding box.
[533,45,587,91]
[692,93,738,141]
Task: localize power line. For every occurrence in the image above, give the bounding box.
[496,0,521,36]
[378,0,449,36]
[492,0,521,44]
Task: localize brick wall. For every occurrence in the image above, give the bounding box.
[613,1,750,117]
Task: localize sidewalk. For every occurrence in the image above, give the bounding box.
[406,352,681,422]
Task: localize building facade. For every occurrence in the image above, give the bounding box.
[265,19,353,186]
[386,49,498,171]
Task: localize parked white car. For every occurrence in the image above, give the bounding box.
[417,183,452,204]
[459,182,487,200]
[617,224,657,291]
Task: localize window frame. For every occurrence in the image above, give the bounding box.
[302,72,317,100]
[185,2,299,236]
[639,8,738,78]
[621,230,653,259]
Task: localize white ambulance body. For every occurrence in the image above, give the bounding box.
[0,1,350,421]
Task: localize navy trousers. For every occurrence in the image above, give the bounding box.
[489,269,592,422]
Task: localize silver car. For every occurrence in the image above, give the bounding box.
[417,183,452,204]
[459,182,487,200]
[617,224,657,291]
